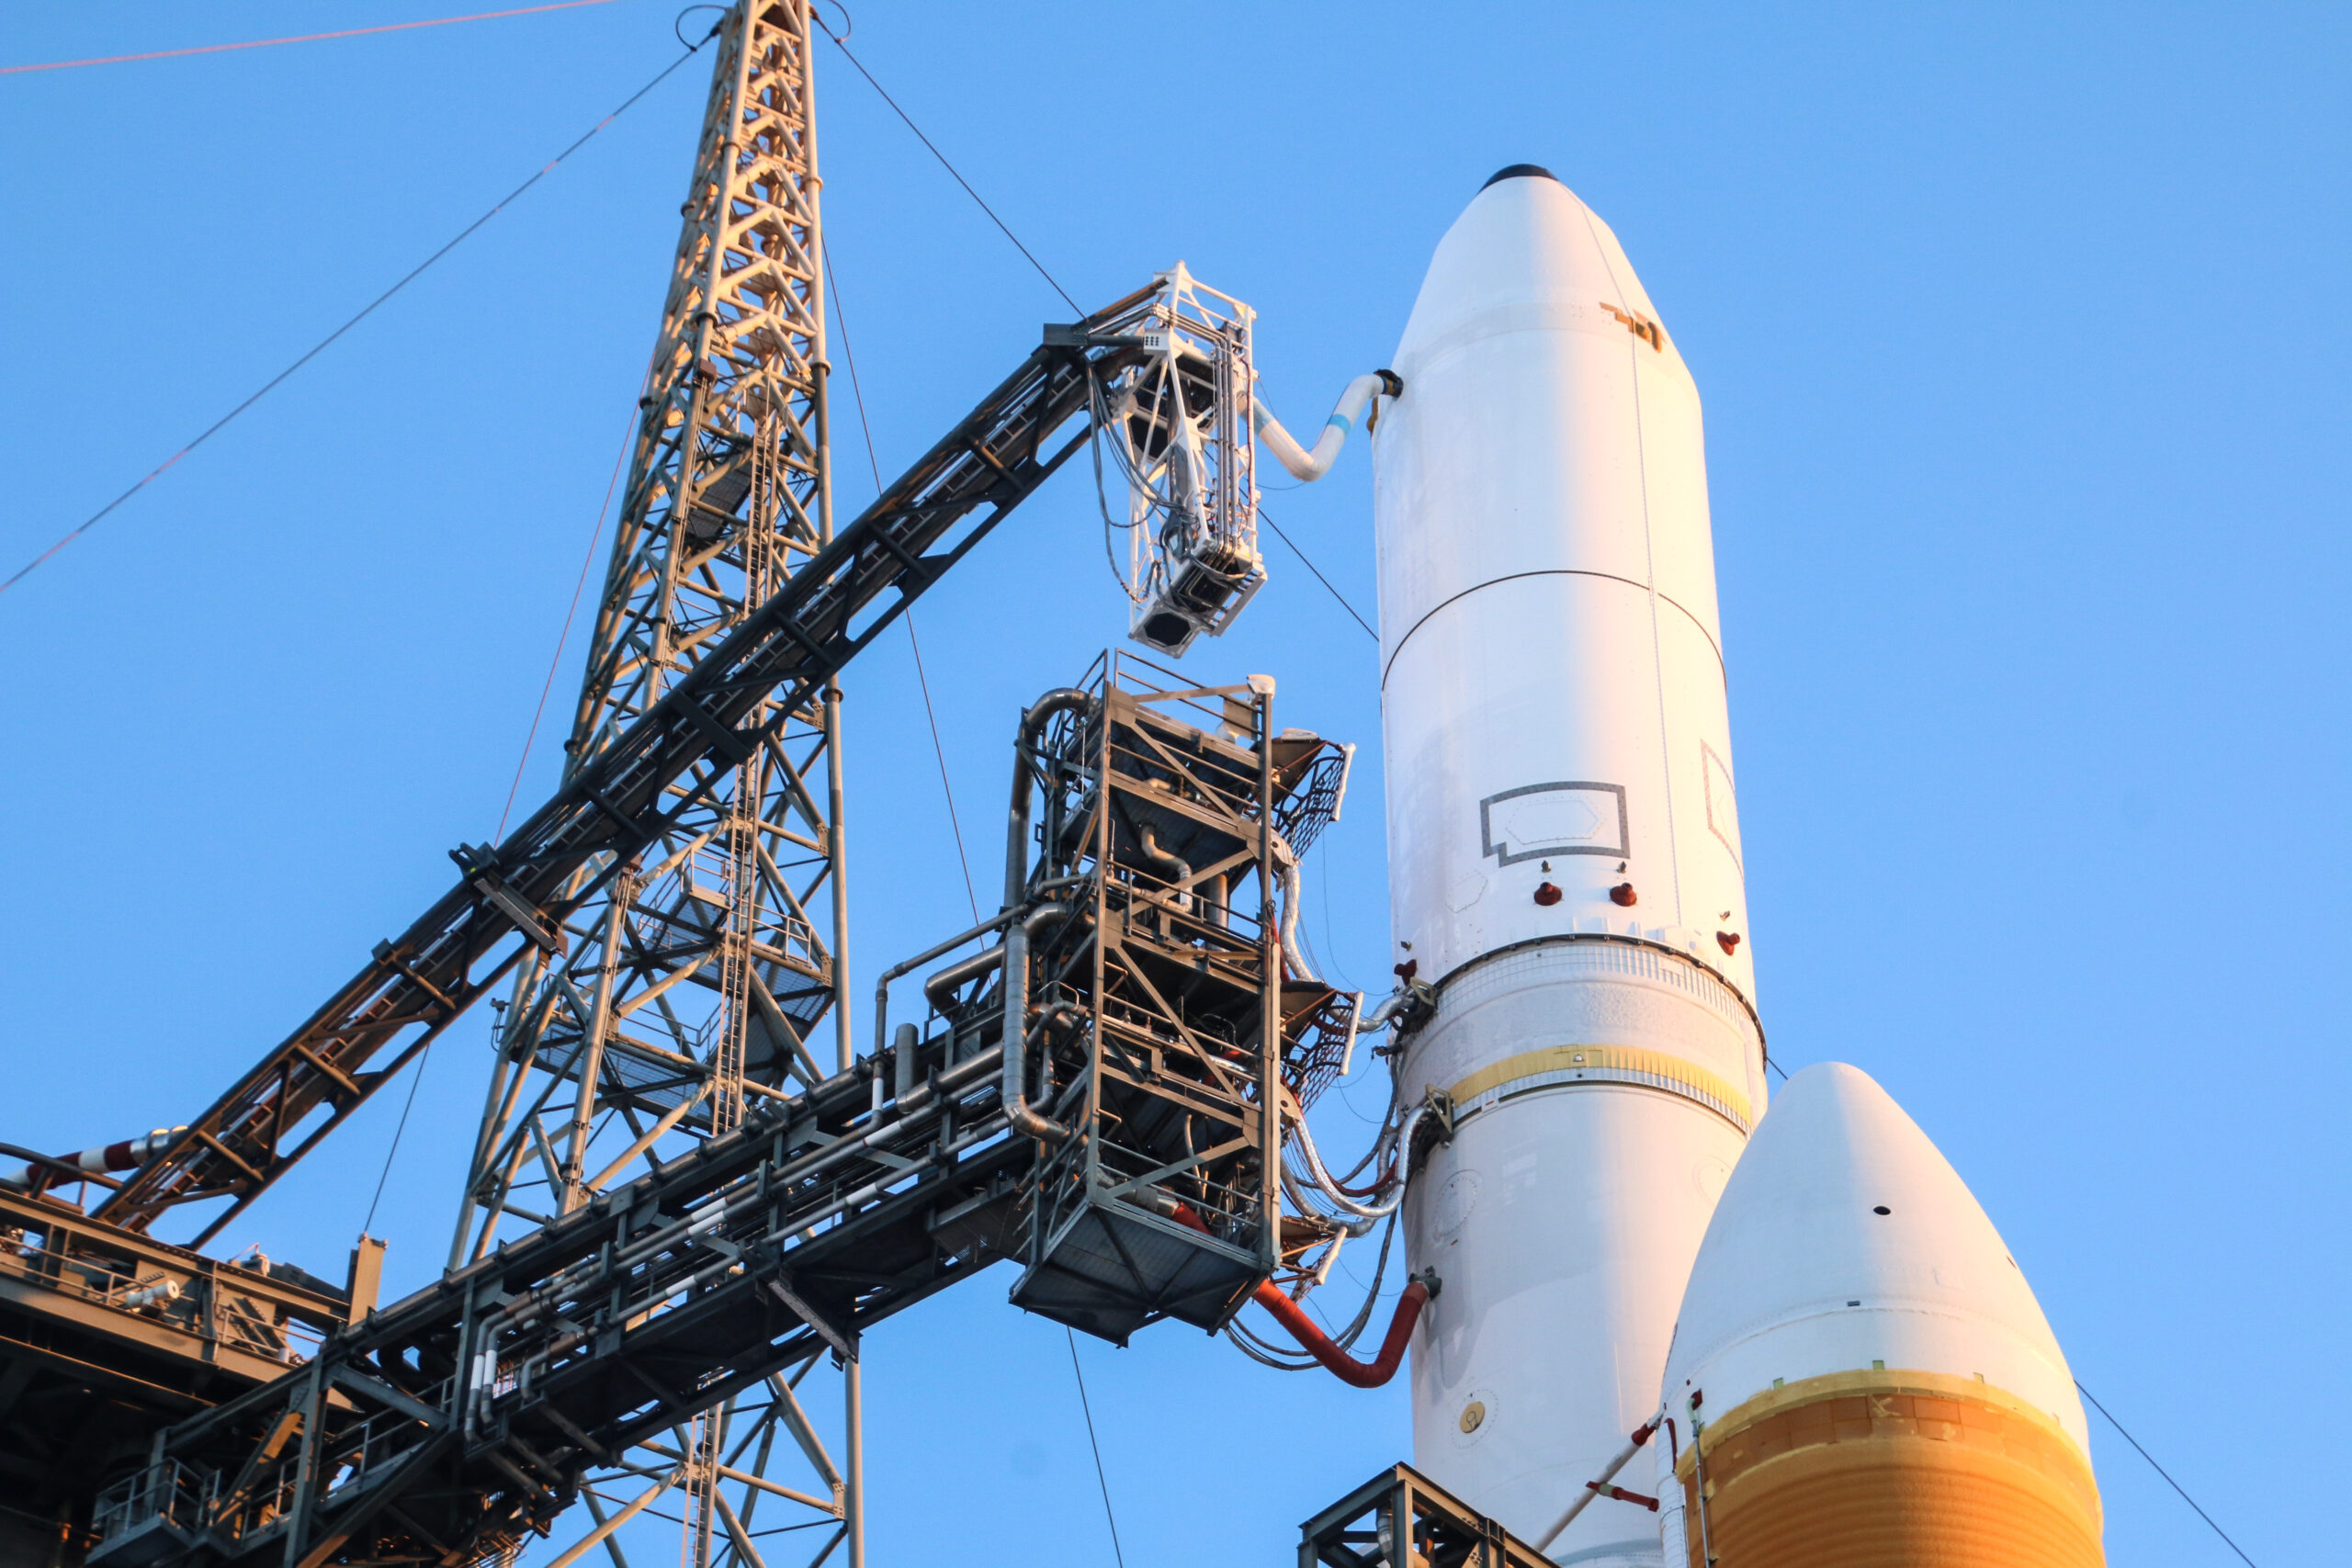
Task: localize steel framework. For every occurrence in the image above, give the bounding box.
[992,653,1357,1340]
[69,266,1277,1565]
[29,6,1314,1523]
[1297,1464,1551,1568]
[85,276,1170,1255]
[437,8,853,1563]
[8,3,1353,1562]
[85,655,1353,1568]
[1083,267,1265,656]
[0,1183,364,1553]
[91,1041,1024,1568]
[451,0,841,1266]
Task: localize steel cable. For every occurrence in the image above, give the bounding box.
[1258,505,1378,642]
[823,239,980,922]
[1066,1328,1129,1568]
[2076,1380,2261,1567]
[2,22,718,598]
[1,0,626,75]
[811,22,1080,313]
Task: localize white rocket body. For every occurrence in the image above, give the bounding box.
[1375,167,1765,1563]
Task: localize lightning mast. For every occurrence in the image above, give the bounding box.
[448,5,860,1562]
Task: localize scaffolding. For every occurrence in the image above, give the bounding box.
[992,651,1357,1340]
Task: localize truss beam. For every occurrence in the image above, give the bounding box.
[90,279,1159,1244]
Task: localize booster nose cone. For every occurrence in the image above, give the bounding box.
[1657,1063,2103,1568]
[1376,168,1745,995]
[1393,166,1676,389]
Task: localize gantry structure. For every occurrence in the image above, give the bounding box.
[49,265,1329,1565]
[452,0,842,1261]
[0,5,1406,1562]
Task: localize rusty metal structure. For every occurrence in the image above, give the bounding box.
[1298,1464,1552,1568]
[7,239,1313,1568]
[990,653,1357,1340]
[450,0,842,1264]
[439,7,856,1562]
[0,1182,370,1565]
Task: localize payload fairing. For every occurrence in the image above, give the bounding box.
[1376,164,1764,1565]
[1657,1064,2103,1568]
[1365,167,2104,1566]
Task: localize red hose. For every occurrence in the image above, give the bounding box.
[1250,1277,1429,1388]
[1168,1201,1433,1388]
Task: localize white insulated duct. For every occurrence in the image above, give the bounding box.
[1254,371,1400,481]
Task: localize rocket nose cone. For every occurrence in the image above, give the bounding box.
[1666,1060,2091,1433]
[1393,165,1667,374]
[1659,1064,2105,1566]
[1668,1061,2075,1396]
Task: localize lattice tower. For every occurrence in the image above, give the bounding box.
[453,0,838,1264]
[449,6,860,1565]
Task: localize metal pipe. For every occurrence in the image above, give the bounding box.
[1,1127,185,1191]
[1532,1414,1663,1550]
[891,1021,917,1102]
[0,1142,120,1192]
[1001,904,1074,1143]
[1136,825,1192,910]
[867,907,1020,1063]
[920,946,1004,1012]
[826,684,851,1078]
[561,881,632,1213]
[842,1359,865,1568]
[1275,842,1310,977]
[804,17,858,1551]
[513,1050,1012,1315]
[582,1085,710,1192]
[992,686,1095,1144]
[1005,689,1093,909]
[510,1097,1008,1336]
[544,1467,682,1568]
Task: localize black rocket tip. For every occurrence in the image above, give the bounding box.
[1481,164,1559,191]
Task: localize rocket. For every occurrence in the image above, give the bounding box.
[1656,1064,2105,1568]
[1374,165,1766,1562]
[1369,166,2106,1567]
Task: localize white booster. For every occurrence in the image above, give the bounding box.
[1376,166,1767,1564]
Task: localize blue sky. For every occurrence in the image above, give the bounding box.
[1,4,2342,1564]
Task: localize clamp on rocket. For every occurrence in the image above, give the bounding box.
[1344,166,2104,1566]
